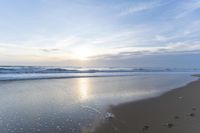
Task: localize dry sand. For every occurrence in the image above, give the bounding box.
[93,76,200,133]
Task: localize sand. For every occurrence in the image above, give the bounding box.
[93,76,200,133]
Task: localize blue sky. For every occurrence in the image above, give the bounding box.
[0,0,200,67]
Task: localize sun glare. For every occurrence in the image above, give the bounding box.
[78,78,90,101]
[72,47,94,61]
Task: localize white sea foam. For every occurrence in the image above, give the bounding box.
[0,66,199,81]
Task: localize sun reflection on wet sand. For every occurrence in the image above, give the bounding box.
[78,78,90,101]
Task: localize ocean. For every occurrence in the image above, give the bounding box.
[0,66,200,81]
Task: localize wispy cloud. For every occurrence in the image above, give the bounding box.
[118,1,161,16]
[41,48,60,52]
[90,42,200,60]
[175,0,200,19]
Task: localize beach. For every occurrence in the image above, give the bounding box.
[94,76,200,133]
[0,72,198,133]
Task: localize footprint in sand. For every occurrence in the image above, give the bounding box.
[162,123,174,128]
[192,108,197,111]
[167,123,174,128]
[187,113,195,117]
[174,116,180,119]
[142,125,150,131]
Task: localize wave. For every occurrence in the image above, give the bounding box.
[0,66,199,81]
[1,66,199,74]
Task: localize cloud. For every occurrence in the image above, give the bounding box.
[155,35,170,42]
[175,0,200,19]
[41,48,60,52]
[118,1,161,16]
[90,42,200,60]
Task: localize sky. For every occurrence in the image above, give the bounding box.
[0,0,200,67]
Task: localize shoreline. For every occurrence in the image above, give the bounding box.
[93,75,200,133]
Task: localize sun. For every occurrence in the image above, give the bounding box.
[72,46,94,61]
[76,50,91,61]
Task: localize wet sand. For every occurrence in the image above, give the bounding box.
[93,76,200,133]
